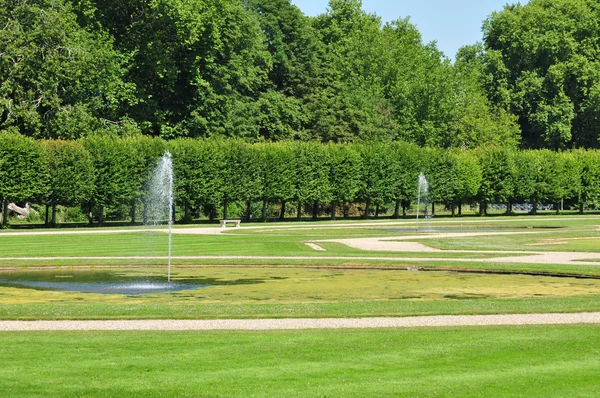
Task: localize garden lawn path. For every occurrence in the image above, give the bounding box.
[1,313,599,330]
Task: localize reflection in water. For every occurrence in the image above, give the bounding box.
[0,270,263,295]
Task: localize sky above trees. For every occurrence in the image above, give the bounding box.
[290,0,531,60]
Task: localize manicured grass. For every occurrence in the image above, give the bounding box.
[1,215,600,320]
[2,267,600,320]
[426,233,600,252]
[0,325,599,397]
[2,295,600,320]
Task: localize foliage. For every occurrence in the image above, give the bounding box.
[41,139,95,212]
[475,146,517,206]
[0,0,135,139]
[292,141,331,207]
[483,0,600,149]
[0,131,48,205]
[82,135,138,222]
[169,138,224,214]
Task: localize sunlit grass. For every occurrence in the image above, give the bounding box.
[1,267,600,319]
[0,325,599,397]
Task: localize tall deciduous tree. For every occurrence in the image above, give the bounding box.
[327,143,362,218]
[169,138,224,221]
[0,0,135,139]
[42,140,95,225]
[0,131,48,225]
[82,135,138,225]
[483,0,600,149]
[84,0,272,139]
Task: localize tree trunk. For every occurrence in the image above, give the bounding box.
[279,201,286,220]
[393,200,400,218]
[402,200,410,217]
[343,201,349,218]
[431,203,435,217]
[364,199,371,218]
[246,200,252,221]
[262,199,267,220]
[451,203,455,217]
[479,201,485,216]
[579,202,584,215]
[130,201,136,224]
[98,205,104,226]
[184,202,190,222]
[2,199,8,226]
[312,201,318,219]
[45,204,49,226]
[531,202,537,215]
[51,203,57,225]
[375,203,380,217]
[88,204,93,225]
[506,200,512,215]
[331,202,337,220]
[143,202,148,224]
[458,201,462,216]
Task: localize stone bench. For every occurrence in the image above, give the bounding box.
[219,219,241,228]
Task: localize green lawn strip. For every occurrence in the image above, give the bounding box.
[422,231,600,252]
[0,230,540,260]
[0,325,598,397]
[0,256,599,277]
[1,295,599,320]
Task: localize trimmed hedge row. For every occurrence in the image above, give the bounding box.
[1,133,598,225]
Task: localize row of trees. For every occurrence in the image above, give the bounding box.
[4,0,600,149]
[2,134,600,226]
[0,0,519,147]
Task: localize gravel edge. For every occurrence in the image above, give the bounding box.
[1,313,599,331]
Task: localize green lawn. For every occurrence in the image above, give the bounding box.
[1,267,600,319]
[1,215,600,319]
[0,325,598,397]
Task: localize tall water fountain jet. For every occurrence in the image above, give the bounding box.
[416,173,429,227]
[147,152,174,281]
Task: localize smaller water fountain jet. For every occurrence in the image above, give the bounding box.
[416,173,429,227]
[147,151,174,281]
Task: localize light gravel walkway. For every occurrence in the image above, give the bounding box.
[1,313,599,331]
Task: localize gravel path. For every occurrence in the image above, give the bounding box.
[1,313,599,331]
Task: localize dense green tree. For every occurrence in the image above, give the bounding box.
[483,0,600,149]
[42,140,95,225]
[0,0,135,139]
[309,0,395,142]
[513,150,557,214]
[357,143,398,217]
[219,140,263,219]
[292,142,331,218]
[552,151,581,213]
[259,142,297,219]
[82,135,138,224]
[82,0,272,139]
[169,138,224,221]
[424,149,481,216]
[0,131,48,225]
[389,142,422,217]
[125,136,167,223]
[327,143,362,218]
[379,19,456,146]
[475,146,517,214]
[451,44,521,149]
[573,149,600,214]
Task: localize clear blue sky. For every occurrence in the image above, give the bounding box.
[290,0,529,60]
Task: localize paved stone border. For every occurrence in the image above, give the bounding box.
[1,313,599,331]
